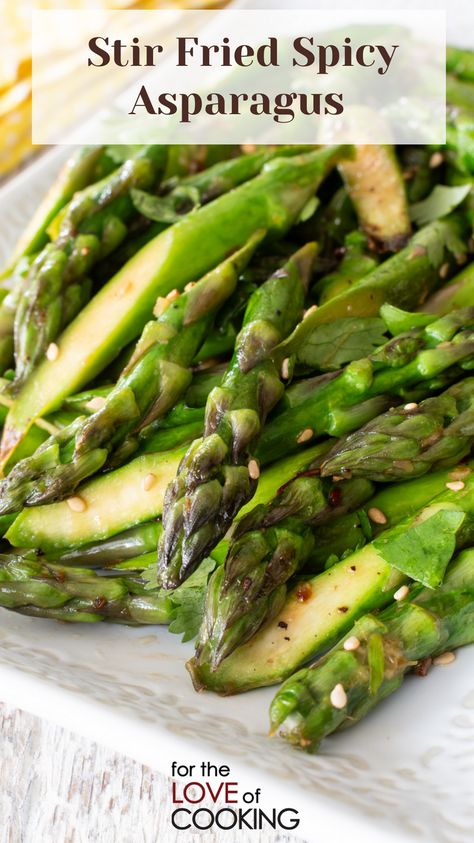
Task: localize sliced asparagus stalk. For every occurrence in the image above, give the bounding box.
[158,244,316,589]
[190,468,474,693]
[338,145,411,250]
[0,233,263,513]
[270,547,474,751]
[9,146,168,389]
[0,145,349,471]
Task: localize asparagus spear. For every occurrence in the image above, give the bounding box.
[0,148,117,372]
[5,440,328,554]
[132,145,312,224]
[257,307,474,465]
[190,468,474,694]
[192,375,474,671]
[9,146,168,389]
[3,146,110,272]
[0,234,263,513]
[338,145,411,250]
[7,305,474,553]
[269,547,474,751]
[195,475,375,670]
[0,554,173,624]
[158,243,317,589]
[158,243,471,589]
[320,377,474,482]
[0,145,349,471]
[0,465,454,630]
[312,231,378,305]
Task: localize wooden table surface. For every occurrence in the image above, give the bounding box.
[0,703,308,843]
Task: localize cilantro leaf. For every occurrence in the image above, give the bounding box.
[168,557,217,642]
[373,507,465,588]
[410,184,472,227]
[296,317,387,372]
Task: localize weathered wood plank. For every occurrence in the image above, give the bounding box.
[0,704,306,843]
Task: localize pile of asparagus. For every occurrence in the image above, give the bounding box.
[0,47,474,754]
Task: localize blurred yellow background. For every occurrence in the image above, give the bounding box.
[0,0,227,179]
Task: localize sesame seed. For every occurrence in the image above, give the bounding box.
[368,507,387,525]
[304,305,318,319]
[86,396,106,411]
[67,496,87,513]
[333,472,350,481]
[449,466,471,481]
[296,428,313,444]
[166,288,180,301]
[184,281,196,292]
[394,585,409,602]
[143,473,156,492]
[46,343,59,362]
[408,245,427,261]
[118,282,133,297]
[446,480,465,492]
[248,459,260,480]
[429,151,444,168]
[80,247,90,256]
[281,358,290,380]
[433,651,456,666]
[439,262,450,279]
[330,683,347,709]
[343,636,360,651]
[153,297,170,317]
[404,402,418,411]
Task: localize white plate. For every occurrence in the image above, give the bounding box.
[1,144,474,843]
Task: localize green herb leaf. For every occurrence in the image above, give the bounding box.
[410,184,472,227]
[296,195,320,224]
[380,304,435,336]
[373,507,465,588]
[168,557,217,642]
[296,317,387,371]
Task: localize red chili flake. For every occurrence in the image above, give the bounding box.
[93,596,108,610]
[414,657,432,677]
[296,583,312,602]
[329,487,343,506]
[242,577,252,591]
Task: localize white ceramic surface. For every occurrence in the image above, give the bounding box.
[1,5,474,835]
